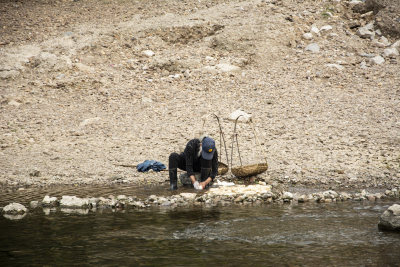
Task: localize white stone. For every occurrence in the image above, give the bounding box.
[117,195,127,200]
[305,43,320,53]
[3,203,27,214]
[370,55,385,65]
[357,23,375,39]
[302,33,313,40]
[215,63,241,72]
[383,48,399,58]
[30,201,39,209]
[391,40,400,48]
[325,63,344,70]
[179,193,197,200]
[320,25,333,32]
[8,100,22,107]
[42,195,58,205]
[379,36,391,47]
[143,50,155,57]
[80,117,101,127]
[310,25,320,35]
[60,196,89,208]
[360,61,368,69]
[282,192,293,200]
[228,109,252,122]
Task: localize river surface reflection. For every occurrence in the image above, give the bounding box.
[1,199,399,266]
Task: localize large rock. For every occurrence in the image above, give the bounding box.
[3,203,27,214]
[42,195,58,207]
[357,23,375,39]
[353,0,400,38]
[60,196,90,208]
[378,204,400,231]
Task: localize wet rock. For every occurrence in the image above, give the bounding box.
[383,47,399,58]
[378,204,400,231]
[3,203,27,214]
[30,201,39,209]
[369,55,385,65]
[305,43,320,53]
[179,193,197,201]
[60,196,89,208]
[98,197,117,208]
[282,192,293,202]
[42,195,58,207]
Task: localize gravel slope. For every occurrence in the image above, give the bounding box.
[0,0,399,190]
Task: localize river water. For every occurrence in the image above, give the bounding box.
[1,186,399,266]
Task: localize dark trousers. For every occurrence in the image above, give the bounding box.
[169,153,212,182]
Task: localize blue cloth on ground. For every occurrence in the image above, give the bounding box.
[136,160,166,172]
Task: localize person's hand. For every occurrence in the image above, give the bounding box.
[200,177,212,190]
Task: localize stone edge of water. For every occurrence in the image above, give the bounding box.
[2,186,399,220]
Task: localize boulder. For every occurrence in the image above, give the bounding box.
[42,195,58,207]
[60,196,89,208]
[3,203,27,214]
[378,204,400,231]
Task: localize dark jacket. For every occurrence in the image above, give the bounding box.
[182,138,218,180]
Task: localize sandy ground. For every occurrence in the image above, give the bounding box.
[0,0,399,191]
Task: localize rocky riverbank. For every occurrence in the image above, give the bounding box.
[2,183,399,220]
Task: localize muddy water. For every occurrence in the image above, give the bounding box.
[1,195,399,266]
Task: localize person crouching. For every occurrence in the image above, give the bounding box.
[168,136,218,190]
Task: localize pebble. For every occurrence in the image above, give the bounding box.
[143,50,155,57]
[215,63,241,72]
[325,63,344,70]
[305,43,320,53]
[310,25,320,35]
[320,25,333,32]
[302,33,313,40]
[360,61,368,69]
[370,55,385,65]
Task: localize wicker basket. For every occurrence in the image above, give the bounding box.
[231,162,268,178]
[218,162,229,175]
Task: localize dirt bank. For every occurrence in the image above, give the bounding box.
[0,0,399,191]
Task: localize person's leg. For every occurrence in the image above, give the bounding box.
[200,158,212,188]
[168,152,182,190]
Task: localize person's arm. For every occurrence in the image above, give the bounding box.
[200,150,218,189]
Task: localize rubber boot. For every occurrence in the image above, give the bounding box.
[169,168,178,190]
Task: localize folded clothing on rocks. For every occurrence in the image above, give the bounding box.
[136,160,166,172]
